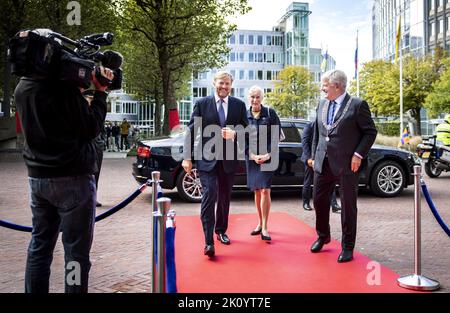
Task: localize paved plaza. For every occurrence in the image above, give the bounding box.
[0,155,449,293]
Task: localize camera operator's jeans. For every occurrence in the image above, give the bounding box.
[25,175,96,293]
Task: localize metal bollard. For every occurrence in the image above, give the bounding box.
[152,197,172,293]
[397,165,440,291]
[150,171,162,212]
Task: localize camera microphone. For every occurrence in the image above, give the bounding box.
[100,50,123,70]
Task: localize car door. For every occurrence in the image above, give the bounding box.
[271,122,304,186]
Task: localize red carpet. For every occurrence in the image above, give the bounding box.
[175,213,414,293]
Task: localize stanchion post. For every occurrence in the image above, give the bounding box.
[152,197,171,293]
[397,165,440,291]
[151,171,162,212]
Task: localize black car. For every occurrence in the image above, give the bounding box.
[132,119,420,202]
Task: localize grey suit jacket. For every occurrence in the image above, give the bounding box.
[311,93,377,176]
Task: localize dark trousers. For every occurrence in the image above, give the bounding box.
[25,175,96,293]
[302,165,338,206]
[120,134,128,150]
[313,158,359,250]
[198,161,235,245]
[94,144,104,190]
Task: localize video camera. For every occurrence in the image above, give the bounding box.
[7,28,123,90]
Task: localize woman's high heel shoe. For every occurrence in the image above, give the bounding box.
[261,231,271,241]
[250,228,262,236]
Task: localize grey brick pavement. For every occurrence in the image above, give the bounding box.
[0,156,449,293]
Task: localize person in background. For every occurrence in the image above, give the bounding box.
[436,114,450,146]
[120,118,131,151]
[83,90,106,207]
[301,120,341,213]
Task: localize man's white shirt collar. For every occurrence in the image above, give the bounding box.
[215,94,229,118]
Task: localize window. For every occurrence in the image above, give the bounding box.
[280,123,301,143]
[229,34,236,44]
[239,70,245,80]
[266,53,273,63]
[257,35,263,45]
[230,70,236,79]
[248,35,254,45]
[193,87,208,98]
[257,52,263,62]
[239,34,245,44]
[239,52,245,62]
[249,52,254,62]
[266,71,272,80]
[257,70,263,80]
[266,35,272,45]
[248,70,255,80]
[230,52,236,62]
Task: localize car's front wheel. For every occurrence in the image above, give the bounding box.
[176,168,203,203]
[370,160,405,197]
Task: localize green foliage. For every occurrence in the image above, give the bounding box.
[424,57,450,117]
[117,0,250,134]
[374,121,400,137]
[266,65,318,118]
[356,52,445,135]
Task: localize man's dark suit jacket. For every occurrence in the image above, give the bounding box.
[311,93,377,175]
[183,95,248,173]
[301,121,314,165]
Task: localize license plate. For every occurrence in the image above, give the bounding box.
[421,152,430,159]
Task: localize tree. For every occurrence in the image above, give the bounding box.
[424,57,450,117]
[348,60,395,117]
[266,66,318,118]
[0,0,29,117]
[118,0,250,135]
[356,54,443,135]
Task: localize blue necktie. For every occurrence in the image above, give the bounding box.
[327,100,336,125]
[218,99,226,127]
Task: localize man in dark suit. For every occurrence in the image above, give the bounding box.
[182,71,248,257]
[310,70,377,263]
[301,121,340,212]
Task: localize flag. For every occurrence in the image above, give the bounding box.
[320,48,328,72]
[395,16,401,63]
[354,32,358,79]
[398,127,411,147]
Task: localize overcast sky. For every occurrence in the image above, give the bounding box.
[228,0,374,80]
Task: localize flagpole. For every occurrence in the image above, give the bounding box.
[399,21,403,138]
[356,30,360,98]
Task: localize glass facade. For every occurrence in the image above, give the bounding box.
[191,2,320,110]
[373,0,450,60]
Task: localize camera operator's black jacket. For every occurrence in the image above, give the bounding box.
[15,78,107,178]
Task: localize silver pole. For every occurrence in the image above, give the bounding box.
[151,171,162,212]
[152,197,172,293]
[397,165,439,291]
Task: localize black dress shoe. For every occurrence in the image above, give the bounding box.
[96,202,102,207]
[204,244,215,257]
[331,204,341,213]
[250,228,262,236]
[303,203,313,211]
[338,249,354,263]
[217,233,231,245]
[310,237,331,253]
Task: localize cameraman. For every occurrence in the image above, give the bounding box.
[15,66,113,293]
